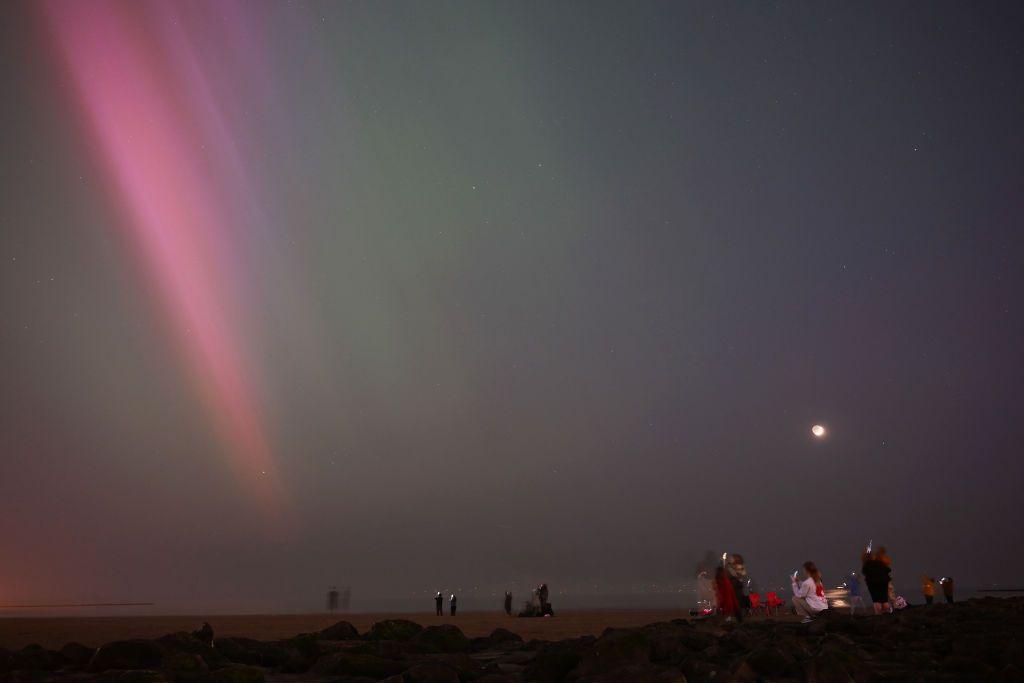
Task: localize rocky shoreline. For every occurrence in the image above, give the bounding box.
[2,597,1022,682]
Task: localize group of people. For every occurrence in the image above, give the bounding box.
[709,553,752,623]
[433,583,552,618]
[434,591,457,616]
[701,546,958,623]
[920,575,955,605]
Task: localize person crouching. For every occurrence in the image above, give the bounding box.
[792,561,829,622]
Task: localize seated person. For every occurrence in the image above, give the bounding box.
[791,561,829,622]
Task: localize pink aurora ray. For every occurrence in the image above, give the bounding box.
[41,0,285,510]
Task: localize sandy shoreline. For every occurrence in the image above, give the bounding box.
[0,609,693,649]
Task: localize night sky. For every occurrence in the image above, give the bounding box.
[2,1,1023,612]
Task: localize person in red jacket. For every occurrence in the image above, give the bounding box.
[715,566,742,622]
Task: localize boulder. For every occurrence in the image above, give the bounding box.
[9,644,67,671]
[413,625,471,653]
[60,642,97,669]
[88,641,167,672]
[309,652,405,679]
[402,661,460,683]
[365,619,424,642]
[473,675,517,683]
[319,621,360,641]
[742,646,796,678]
[575,663,686,682]
[524,637,592,682]
[193,664,265,683]
[213,638,291,668]
[573,629,650,676]
[485,628,523,647]
[94,670,171,683]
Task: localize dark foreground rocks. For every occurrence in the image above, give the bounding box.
[2,597,1023,682]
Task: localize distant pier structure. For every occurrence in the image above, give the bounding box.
[327,586,351,612]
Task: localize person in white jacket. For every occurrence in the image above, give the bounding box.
[791,561,829,622]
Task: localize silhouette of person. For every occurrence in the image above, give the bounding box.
[538,583,549,614]
[941,577,955,603]
[192,622,214,646]
[504,591,513,616]
[449,593,458,616]
[435,591,443,616]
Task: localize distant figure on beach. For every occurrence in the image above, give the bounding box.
[449,593,458,616]
[504,591,513,616]
[714,566,742,622]
[941,577,955,603]
[846,572,865,614]
[192,621,214,646]
[327,586,339,613]
[435,591,443,616]
[791,561,828,623]
[726,554,751,615]
[922,576,936,605]
[538,583,551,615]
[862,550,892,614]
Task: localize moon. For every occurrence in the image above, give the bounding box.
[811,424,826,438]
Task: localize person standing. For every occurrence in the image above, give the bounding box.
[538,583,550,615]
[714,566,742,622]
[861,551,892,614]
[921,576,936,605]
[941,577,955,603]
[791,561,829,622]
[727,554,751,615]
[504,591,513,616]
[435,591,444,616]
[449,593,458,616]
[846,573,865,614]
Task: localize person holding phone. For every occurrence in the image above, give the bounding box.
[791,561,829,622]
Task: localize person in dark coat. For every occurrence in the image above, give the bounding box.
[191,622,214,646]
[861,551,892,614]
[449,593,458,616]
[941,577,955,603]
[435,591,444,616]
[504,591,513,616]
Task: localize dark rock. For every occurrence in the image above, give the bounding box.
[191,664,265,683]
[59,642,96,669]
[524,637,592,682]
[318,621,359,641]
[472,675,517,683]
[413,625,471,654]
[365,619,424,642]
[576,663,686,682]
[88,641,167,673]
[402,662,460,683]
[485,628,523,647]
[375,640,403,659]
[573,628,650,676]
[309,652,405,678]
[94,670,171,683]
[9,645,67,671]
[422,652,487,680]
[212,638,290,668]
